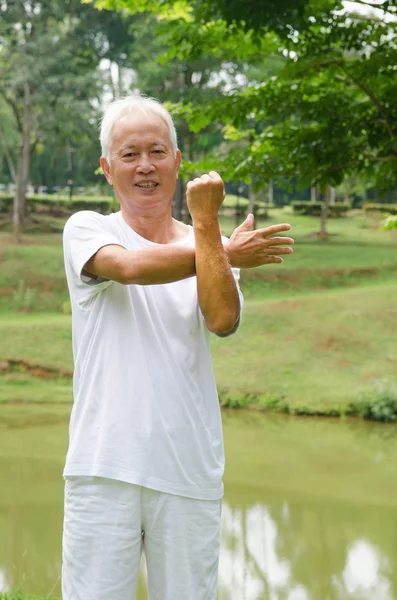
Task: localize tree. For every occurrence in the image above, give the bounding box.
[124,12,250,220]
[91,0,397,235]
[93,0,334,36]
[0,0,135,240]
[0,1,98,238]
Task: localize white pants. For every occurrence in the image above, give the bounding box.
[62,476,222,600]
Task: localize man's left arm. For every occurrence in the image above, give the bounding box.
[187,171,241,336]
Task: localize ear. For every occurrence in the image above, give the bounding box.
[100,157,113,185]
[175,149,182,178]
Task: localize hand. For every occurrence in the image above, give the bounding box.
[226,214,294,268]
[186,171,225,222]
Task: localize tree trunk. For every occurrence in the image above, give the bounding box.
[172,178,185,222]
[320,184,331,239]
[247,182,256,224]
[310,184,316,202]
[329,186,336,205]
[13,82,31,242]
[0,127,16,184]
[268,180,273,205]
[110,62,118,100]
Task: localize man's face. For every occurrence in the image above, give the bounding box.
[101,111,181,215]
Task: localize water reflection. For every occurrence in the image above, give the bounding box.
[0,568,10,593]
[1,416,397,599]
[219,503,310,600]
[1,496,396,600]
[333,540,393,600]
[218,500,397,600]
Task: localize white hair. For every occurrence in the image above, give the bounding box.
[100,94,178,161]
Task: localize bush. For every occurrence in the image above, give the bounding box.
[348,380,397,422]
[363,203,397,216]
[291,201,350,217]
[0,194,118,216]
[382,215,397,230]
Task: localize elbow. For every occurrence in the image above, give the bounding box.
[207,310,240,337]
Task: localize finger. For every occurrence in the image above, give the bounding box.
[265,256,283,264]
[200,174,211,183]
[264,246,293,255]
[208,171,224,189]
[263,236,294,246]
[235,213,254,232]
[187,178,202,188]
[260,223,291,236]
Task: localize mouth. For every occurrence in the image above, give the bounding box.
[135,182,159,189]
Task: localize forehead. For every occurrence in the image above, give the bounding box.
[111,111,172,150]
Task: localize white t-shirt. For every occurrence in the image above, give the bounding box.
[63,210,243,501]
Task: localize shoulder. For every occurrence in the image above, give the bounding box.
[63,211,116,239]
[64,210,104,230]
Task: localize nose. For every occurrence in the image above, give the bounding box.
[136,153,155,174]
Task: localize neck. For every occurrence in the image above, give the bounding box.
[120,206,183,244]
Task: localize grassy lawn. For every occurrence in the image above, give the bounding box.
[1,281,396,420]
[0,208,396,422]
[2,209,396,311]
[213,282,397,410]
[0,595,57,600]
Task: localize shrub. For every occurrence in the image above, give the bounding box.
[348,380,397,422]
[382,215,397,230]
[363,203,397,216]
[291,201,350,217]
[0,194,118,216]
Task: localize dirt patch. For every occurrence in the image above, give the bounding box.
[0,358,72,379]
[242,266,390,285]
[338,359,352,368]
[315,337,341,351]
[0,413,71,429]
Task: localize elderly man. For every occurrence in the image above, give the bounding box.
[62,94,293,600]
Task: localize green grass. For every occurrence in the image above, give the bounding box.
[0,208,397,422]
[2,209,396,311]
[0,595,57,600]
[0,373,72,405]
[1,281,396,421]
[213,282,397,411]
[0,314,73,370]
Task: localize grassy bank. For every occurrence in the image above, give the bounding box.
[0,595,57,600]
[1,282,397,424]
[2,209,397,313]
[1,209,397,424]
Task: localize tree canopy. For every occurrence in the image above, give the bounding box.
[2,0,397,225]
[90,0,397,195]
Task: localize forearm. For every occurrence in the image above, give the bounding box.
[88,244,196,285]
[193,219,240,335]
[128,246,196,284]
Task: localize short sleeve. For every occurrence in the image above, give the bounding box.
[63,211,125,302]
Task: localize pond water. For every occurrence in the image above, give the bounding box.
[1,411,397,599]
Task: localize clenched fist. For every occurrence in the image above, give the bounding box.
[186,171,225,222]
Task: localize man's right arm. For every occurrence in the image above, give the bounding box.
[83,216,294,286]
[83,244,196,285]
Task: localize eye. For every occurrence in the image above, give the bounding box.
[152,149,165,155]
[124,152,136,158]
